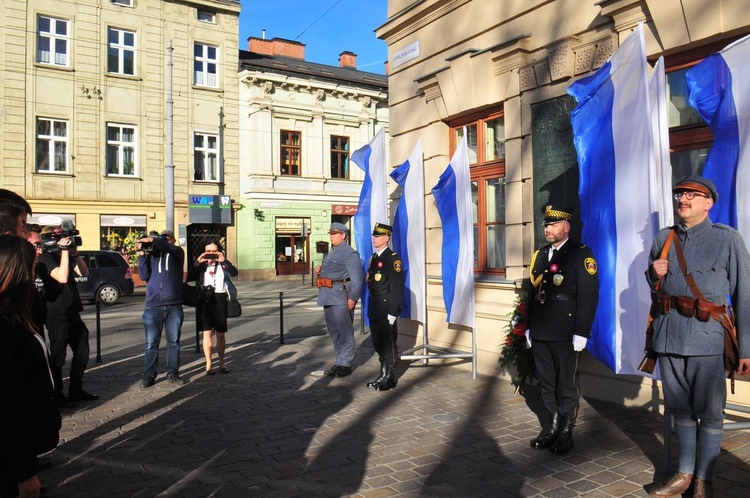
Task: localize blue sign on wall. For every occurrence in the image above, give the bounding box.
[188,195,233,224]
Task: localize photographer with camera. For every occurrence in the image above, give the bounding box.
[187,240,238,375]
[137,229,186,388]
[37,222,98,407]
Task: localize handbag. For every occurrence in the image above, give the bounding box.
[227,298,242,318]
[182,282,198,308]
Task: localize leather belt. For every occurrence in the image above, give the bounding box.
[543,293,573,301]
[651,291,723,322]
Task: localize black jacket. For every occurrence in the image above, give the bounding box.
[525,240,599,341]
[366,248,405,320]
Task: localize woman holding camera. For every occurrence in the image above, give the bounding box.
[187,240,238,375]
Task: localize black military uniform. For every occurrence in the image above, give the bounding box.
[366,223,404,391]
[525,205,599,455]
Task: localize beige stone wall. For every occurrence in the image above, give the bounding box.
[1,0,240,253]
[377,0,750,407]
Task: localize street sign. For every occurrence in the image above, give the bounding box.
[188,195,233,224]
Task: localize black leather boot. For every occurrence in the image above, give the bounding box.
[549,417,574,455]
[375,363,396,391]
[530,413,561,449]
[367,362,387,388]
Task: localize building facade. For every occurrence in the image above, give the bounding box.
[376,0,750,407]
[0,0,241,265]
[237,38,388,280]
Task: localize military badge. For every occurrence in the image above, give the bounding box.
[553,274,564,286]
[375,273,382,282]
[550,264,559,273]
[394,260,402,272]
[377,261,383,268]
[585,257,597,275]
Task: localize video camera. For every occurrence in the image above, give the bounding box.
[41,220,82,251]
[139,231,164,256]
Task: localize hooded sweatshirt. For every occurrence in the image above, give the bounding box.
[137,236,185,308]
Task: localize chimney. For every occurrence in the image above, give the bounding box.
[248,36,306,60]
[339,51,357,69]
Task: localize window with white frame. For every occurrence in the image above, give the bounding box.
[107,27,136,76]
[106,124,137,176]
[111,0,134,6]
[194,133,220,181]
[36,118,69,173]
[194,43,219,87]
[37,15,69,66]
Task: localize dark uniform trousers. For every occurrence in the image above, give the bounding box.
[525,240,598,420]
[367,248,404,366]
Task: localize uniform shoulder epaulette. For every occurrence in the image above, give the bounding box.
[713,223,734,231]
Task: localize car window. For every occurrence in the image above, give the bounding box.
[96,254,120,268]
[82,254,97,268]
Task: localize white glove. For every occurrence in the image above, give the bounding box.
[573,334,587,352]
[387,314,397,325]
[525,330,532,349]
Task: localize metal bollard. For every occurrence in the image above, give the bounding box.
[195,313,200,353]
[279,291,285,344]
[95,299,102,363]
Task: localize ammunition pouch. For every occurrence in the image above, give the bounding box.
[651,292,719,323]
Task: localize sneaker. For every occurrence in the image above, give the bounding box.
[166,375,187,385]
[140,375,156,388]
[69,389,99,402]
[332,366,352,378]
[323,365,340,376]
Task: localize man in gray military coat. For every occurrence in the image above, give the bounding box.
[647,176,750,498]
[315,222,364,378]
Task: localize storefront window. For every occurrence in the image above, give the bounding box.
[275,217,310,275]
[100,215,147,268]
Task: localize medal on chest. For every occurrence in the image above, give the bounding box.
[374,273,382,282]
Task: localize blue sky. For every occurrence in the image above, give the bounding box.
[239,0,388,74]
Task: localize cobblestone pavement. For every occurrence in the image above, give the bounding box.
[38,282,750,497]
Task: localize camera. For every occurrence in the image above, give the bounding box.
[204,254,218,260]
[41,220,83,252]
[200,285,215,302]
[140,232,167,256]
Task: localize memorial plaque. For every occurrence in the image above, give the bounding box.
[531,96,580,247]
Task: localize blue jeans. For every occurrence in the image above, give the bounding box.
[142,305,184,377]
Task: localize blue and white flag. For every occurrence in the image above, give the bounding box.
[687,33,750,243]
[352,127,387,318]
[568,24,670,375]
[390,139,426,323]
[431,135,475,329]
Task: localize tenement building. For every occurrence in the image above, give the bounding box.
[376,0,750,408]
[0,0,241,264]
[237,37,388,280]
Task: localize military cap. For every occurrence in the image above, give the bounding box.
[543,205,573,225]
[329,222,349,234]
[372,222,392,236]
[673,175,718,202]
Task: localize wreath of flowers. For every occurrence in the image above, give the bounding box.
[499,297,537,393]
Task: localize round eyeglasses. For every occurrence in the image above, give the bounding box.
[673,191,707,200]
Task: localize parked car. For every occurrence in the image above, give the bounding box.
[75,250,134,305]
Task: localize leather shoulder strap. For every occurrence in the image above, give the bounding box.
[654,229,676,291]
[671,232,705,300]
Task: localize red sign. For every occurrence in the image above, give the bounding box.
[331,204,358,215]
